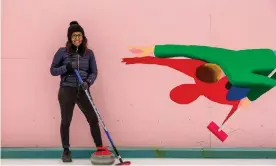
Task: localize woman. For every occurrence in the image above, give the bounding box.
[50,21,109,162]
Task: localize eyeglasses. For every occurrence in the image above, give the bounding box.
[72,34,83,39]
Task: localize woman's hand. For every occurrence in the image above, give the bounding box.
[81,82,89,91]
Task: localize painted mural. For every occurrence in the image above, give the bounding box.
[122,45,276,142]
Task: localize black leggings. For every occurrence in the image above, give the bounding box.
[58,86,103,148]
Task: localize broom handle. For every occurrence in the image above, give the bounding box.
[218,68,276,131]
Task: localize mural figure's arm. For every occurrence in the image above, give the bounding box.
[122,56,205,78]
[153,45,234,64]
[130,45,233,63]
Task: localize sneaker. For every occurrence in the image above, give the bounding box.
[62,149,72,162]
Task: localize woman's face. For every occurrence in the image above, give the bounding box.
[71,32,83,47]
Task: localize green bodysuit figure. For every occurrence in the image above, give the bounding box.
[131,45,276,101]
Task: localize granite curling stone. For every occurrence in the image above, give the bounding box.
[91,147,115,165]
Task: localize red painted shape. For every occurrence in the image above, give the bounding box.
[207,121,228,142]
[122,56,241,112]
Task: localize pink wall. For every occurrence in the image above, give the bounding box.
[2,0,276,148]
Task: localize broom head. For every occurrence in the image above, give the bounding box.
[207,121,228,142]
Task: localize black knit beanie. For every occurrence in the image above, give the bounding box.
[67,21,85,41]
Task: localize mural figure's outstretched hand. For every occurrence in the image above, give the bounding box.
[239,97,251,110]
[128,45,276,101]
[129,46,155,57]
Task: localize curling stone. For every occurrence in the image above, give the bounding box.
[90,147,115,165]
